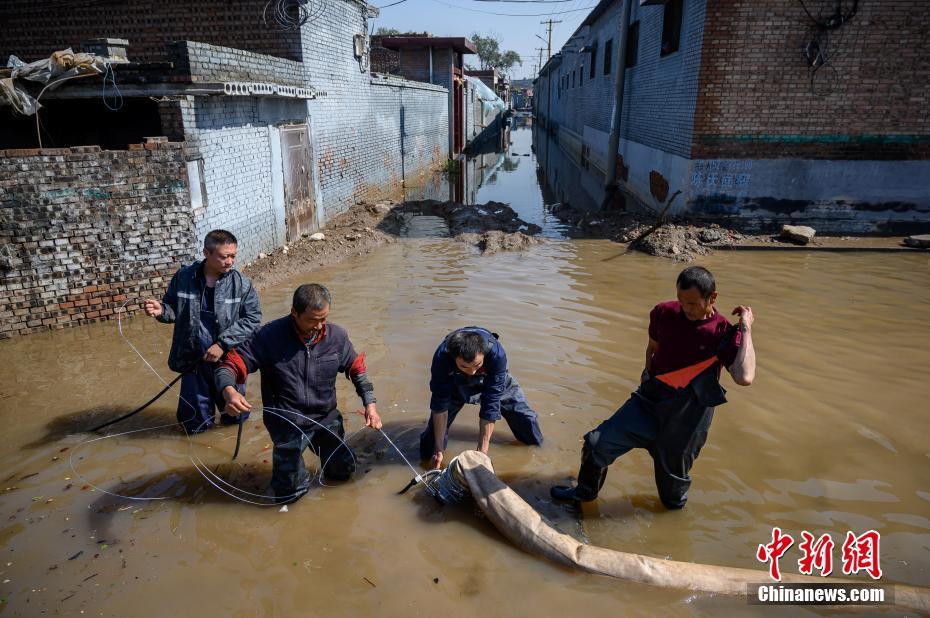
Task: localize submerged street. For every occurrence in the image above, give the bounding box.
[1,124,928,616]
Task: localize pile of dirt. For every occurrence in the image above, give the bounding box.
[551,202,745,262]
[456,230,545,255]
[243,202,398,290]
[244,199,546,289]
[382,200,544,253]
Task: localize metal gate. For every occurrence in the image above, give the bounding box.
[280,125,316,242]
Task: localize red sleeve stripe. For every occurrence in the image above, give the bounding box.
[349,352,367,377]
[220,349,249,384]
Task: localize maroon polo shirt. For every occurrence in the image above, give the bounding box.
[648,300,739,376]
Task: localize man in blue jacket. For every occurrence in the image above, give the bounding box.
[420,327,543,469]
[217,283,382,504]
[142,229,261,433]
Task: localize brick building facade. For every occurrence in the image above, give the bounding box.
[534,0,930,233]
[0,0,449,337]
[0,141,197,338]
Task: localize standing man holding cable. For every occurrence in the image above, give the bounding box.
[142,229,262,434]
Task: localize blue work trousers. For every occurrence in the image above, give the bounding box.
[176,360,247,433]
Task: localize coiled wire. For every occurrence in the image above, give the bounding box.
[262,0,326,30]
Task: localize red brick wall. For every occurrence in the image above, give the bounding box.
[0,0,302,64]
[0,142,198,338]
[693,0,930,159]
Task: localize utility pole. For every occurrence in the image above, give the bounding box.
[540,18,562,60]
[535,47,546,76]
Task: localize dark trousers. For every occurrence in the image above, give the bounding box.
[265,412,355,501]
[419,375,543,460]
[584,375,723,509]
[176,360,248,433]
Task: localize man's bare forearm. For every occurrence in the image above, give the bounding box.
[432,411,448,453]
[477,418,494,454]
[730,328,756,385]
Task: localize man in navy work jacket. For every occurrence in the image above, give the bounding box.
[420,327,543,469]
[217,283,382,504]
[143,229,261,434]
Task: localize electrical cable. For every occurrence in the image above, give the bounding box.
[431,0,595,16]
[71,300,436,506]
[101,61,123,111]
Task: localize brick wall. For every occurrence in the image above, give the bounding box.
[540,0,707,159]
[693,0,930,159]
[299,1,449,222]
[0,0,301,63]
[0,143,197,338]
[171,41,308,85]
[178,95,308,263]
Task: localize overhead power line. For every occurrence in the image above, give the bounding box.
[431,0,596,16]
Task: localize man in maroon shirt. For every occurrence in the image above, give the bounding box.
[551,266,756,509]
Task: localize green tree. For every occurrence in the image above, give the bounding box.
[471,32,522,76]
[375,27,401,35]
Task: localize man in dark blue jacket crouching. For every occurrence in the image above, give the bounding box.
[420,327,543,469]
[216,284,382,504]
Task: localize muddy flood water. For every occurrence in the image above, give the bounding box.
[2,126,929,616]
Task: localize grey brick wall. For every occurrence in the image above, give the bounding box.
[537,0,706,159]
[299,0,449,222]
[622,0,706,158]
[172,41,308,86]
[179,96,307,263]
[0,143,197,338]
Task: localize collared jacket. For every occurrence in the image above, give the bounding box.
[429,326,508,421]
[215,317,376,427]
[156,261,262,372]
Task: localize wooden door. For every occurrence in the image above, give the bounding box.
[280,125,315,242]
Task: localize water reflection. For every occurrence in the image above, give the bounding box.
[403,119,569,237]
[533,122,607,213]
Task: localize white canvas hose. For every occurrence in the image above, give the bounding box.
[447,450,930,613]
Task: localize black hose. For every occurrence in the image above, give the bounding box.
[232,415,245,460]
[90,364,195,432]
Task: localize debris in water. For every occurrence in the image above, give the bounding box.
[363,577,377,588]
[433,577,439,584]
[279,505,288,513]
[68,551,83,561]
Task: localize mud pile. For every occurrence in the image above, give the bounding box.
[244,199,546,289]
[243,202,398,290]
[382,200,543,253]
[551,203,745,262]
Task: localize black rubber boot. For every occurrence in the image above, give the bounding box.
[551,454,607,502]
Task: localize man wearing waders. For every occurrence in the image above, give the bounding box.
[143,230,261,434]
[217,284,382,504]
[420,327,543,469]
[551,266,756,509]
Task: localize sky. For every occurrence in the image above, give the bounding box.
[369,0,600,81]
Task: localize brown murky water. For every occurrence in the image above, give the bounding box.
[1,234,929,616]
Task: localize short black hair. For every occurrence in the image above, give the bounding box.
[447,330,488,363]
[204,229,238,252]
[293,283,332,314]
[676,266,716,299]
